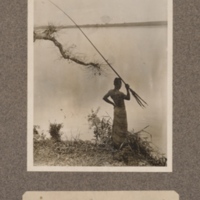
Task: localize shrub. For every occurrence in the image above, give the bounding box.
[33,125,40,135]
[49,122,63,142]
[88,108,112,144]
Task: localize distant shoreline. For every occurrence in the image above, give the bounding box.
[34,21,167,30]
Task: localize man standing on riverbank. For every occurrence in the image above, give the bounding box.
[103,77,130,148]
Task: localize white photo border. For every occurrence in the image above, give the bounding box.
[27,0,173,172]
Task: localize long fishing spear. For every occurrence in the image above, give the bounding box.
[48,0,148,108]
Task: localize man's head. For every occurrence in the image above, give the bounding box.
[114,77,122,89]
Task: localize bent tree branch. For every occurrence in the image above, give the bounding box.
[34,29,102,72]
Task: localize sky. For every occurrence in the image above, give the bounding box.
[34,0,167,26]
[32,0,170,154]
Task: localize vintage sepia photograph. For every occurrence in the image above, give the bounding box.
[28,0,172,171]
[23,191,179,200]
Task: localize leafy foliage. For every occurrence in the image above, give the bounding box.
[88,108,112,144]
[49,123,63,141]
[33,125,40,135]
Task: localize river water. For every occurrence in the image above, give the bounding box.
[33,25,170,155]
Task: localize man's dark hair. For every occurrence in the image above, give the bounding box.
[114,77,121,86]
